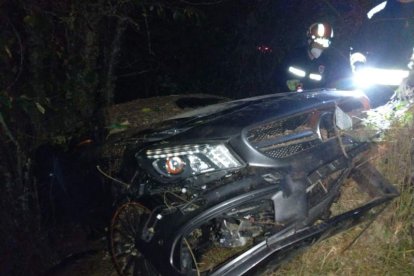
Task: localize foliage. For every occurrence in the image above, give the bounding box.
[359,72,414,132]
[360,100,414,132]
[0,0,204,274]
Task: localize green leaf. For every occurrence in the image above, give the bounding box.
[35,102,45,114]
[0,93,12,109]
[4,46,12,58]
[23,15,35,27]
[52,135,68,146]
[19,94,31,101]
[106,120,130,137]
[106,120,130,130]
[173,11,182,20]
[156,6,165,17]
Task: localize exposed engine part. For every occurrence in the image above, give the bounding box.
[218,219,263,248]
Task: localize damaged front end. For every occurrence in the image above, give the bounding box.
[108,90,398,276]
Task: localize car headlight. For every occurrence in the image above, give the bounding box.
[144,144,243,177]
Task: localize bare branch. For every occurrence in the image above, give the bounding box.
[5,19,24,92]
[321,0,341,18]
[143,9,155,56]
[108,14,141,31]
[104,17,128,105]
[116,68,154,78]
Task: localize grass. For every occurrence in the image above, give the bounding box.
[273,109,414,275]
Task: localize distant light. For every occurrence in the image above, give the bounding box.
[256,45,273,53]
[367,1,387,19]
[288,66,306,77]
[309,73,322,81]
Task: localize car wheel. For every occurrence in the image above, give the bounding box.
[109,201,159,276]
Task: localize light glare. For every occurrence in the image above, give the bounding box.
[354,67,409,87]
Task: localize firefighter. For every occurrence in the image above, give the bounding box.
[353,0,414,68]
[279,22,334,92]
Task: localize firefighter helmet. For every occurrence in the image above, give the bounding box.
[307,22,334,48]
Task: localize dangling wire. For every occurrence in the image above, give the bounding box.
[163,192,200,275]
[163,191,200,210]
[183,237,201,276]
[96,165,130,188]
[334,105,349,159]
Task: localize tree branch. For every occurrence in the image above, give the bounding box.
[5,19,24,92]
[104,17,128,105]
[0,112,23,185]
[321,0,341,18]
[143,9,155,56]
[116,68,154,78]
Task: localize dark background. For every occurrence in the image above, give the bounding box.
[113,0,368,102]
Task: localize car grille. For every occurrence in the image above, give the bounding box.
[247,115,307,143]
[262,140,320,159]
[246,113,322,159]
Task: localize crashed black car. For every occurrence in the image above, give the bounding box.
[107,90,398,276]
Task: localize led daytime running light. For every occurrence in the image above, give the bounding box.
[146,144,203,159]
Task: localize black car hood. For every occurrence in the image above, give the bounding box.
[138,90,368,143]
